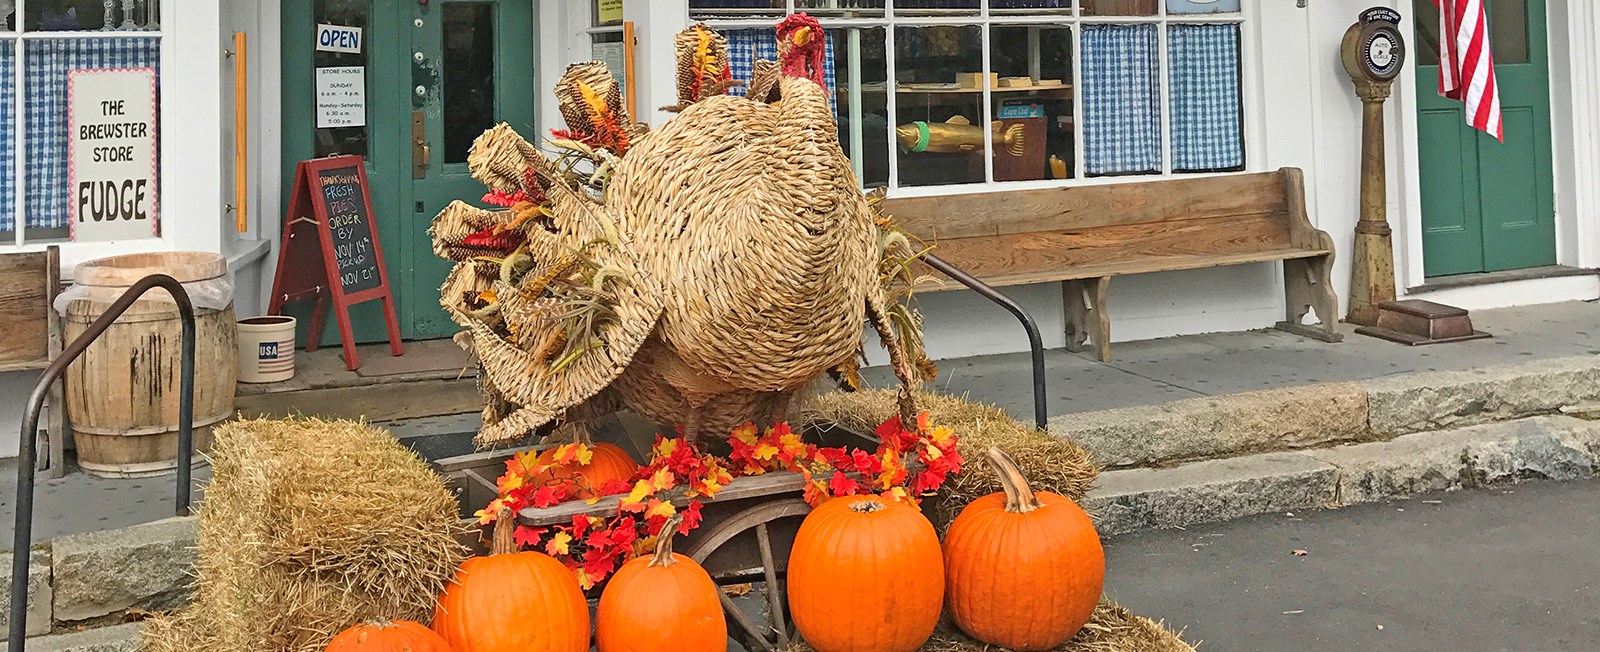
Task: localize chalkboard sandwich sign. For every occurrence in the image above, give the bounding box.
[268,156,402,371]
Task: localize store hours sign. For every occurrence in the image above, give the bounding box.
[68,68,159,242]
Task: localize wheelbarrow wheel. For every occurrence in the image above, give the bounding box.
[680,498,812,652]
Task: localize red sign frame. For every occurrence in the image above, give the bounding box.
[267,156,402,371]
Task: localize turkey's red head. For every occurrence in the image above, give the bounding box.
[776,13,826,89]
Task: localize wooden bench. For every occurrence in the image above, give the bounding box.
[884,167,1341,361]
[0,246,67,477]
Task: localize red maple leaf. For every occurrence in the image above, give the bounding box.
[829,471,861,497]
[512,525,546,549]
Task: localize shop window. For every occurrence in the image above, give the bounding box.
[442,2,496,164]
[693,0,1245,191]
[2,0,161,243]
[314,0,367,159]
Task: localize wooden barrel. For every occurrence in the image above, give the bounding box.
[65,252,237,478]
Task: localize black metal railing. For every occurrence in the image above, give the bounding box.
[922,254,1049,431]
[8,274,196,650]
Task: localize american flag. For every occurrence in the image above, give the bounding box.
[1433,0,1503,142]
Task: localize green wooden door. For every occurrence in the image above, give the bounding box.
[282,0,535,342]
[1413,0,1554,277]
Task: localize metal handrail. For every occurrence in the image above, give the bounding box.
[921,254,1049,431]
[8,274,196,650]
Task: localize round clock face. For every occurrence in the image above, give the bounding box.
[1361,25,1406,81]
[1369,35,1395,69]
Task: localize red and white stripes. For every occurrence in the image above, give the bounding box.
[1434,0,1504,141]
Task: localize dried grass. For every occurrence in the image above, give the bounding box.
[781,600,1194,652]
[797,389,1099,528]
[140,417,467,652]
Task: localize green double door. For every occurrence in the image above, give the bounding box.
[1413,0,1555,277]
[283,0,536,342]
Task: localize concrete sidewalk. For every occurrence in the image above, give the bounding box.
[864,300,1600,421]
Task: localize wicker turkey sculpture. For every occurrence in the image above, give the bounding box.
[431,15,933,447]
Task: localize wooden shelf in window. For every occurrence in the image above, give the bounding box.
[843,85,1073,95]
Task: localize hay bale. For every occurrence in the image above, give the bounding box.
[139,418,467,652]
[798,389,1099,527]
[781,600,1194,652]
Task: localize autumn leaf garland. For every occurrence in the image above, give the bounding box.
[479,413,962,589]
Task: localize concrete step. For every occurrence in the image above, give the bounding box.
[26,622,141,652]
[1082,415,1600,536]
[1053,354,1600,470]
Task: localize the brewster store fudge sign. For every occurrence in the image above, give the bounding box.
[67,67,159,242]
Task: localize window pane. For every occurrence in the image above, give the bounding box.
[1489,0,1529,65]
[442,3,496,164]
[830,27,890,188]
[797,1,885,19]
[1166,0,1240,14]
[24,0,159,32]
[894,25,985,187]
[25,37,161,241]
[725,26,839,116]
[1081,24,1160,176]
[689,1,784,20]
[895,1,979,17]
[2,4,14,32]
[991,1,1072,14]
[0,39,13,237]
[1169,24,1243,172]
[314,0,367,158]
[1082,0,1158,17]
[989,25,1075,181]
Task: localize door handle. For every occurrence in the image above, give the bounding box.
[411,110,429,178]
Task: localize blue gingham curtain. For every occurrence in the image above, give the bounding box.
[0,40,14,232]
[1082,25,1161,175]
[724,28,838,116]
[1169,24,1243,171]
[23,37,160,231]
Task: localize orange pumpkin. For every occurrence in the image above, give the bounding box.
[787,496,943,652]
[432,507,590,652]
[326,620,454,652]
[531,441,639,499]
[944,447,1105,651]
[595,514,726,651]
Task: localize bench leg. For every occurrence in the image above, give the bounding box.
[1063,277,1112,362]
[1277,255,1344,343]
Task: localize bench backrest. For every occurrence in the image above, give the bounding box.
[0,246,61,371]
[881,168,1324,285]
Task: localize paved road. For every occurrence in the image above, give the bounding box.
[1103,480,1600,652]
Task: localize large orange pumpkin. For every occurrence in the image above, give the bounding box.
[432,507,590,652]
[531,441,638,499]
[787,495,943,652]
[944,447,1105,651]
[595,514,726,651]
[326,620,454,652]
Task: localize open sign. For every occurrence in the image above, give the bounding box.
[316,24,362,54]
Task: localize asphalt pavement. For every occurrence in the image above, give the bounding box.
[1102,479,1600,652]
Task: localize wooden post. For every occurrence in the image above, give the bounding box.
[233,32,249,234]
[1347,81,1396,326]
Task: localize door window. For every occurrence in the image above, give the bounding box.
[314,0,369,159]
[441,2,496,164]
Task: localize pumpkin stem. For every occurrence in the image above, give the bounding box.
[648,513,686,568]
[848,498,887,513]
[986,446,1042,514]
[491,505,518,555]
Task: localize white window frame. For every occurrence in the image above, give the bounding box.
[1,0,167,247]
[691,0,1252,198]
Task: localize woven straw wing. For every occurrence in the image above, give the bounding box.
[673,25,733,107]
[746,59,781,103]
[606,76,875,396]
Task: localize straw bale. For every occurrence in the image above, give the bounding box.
[797,389,1099,528]
[139,418,466,652]
[781,600,1194,652]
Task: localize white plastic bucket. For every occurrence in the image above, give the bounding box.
[237,316,297,383]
